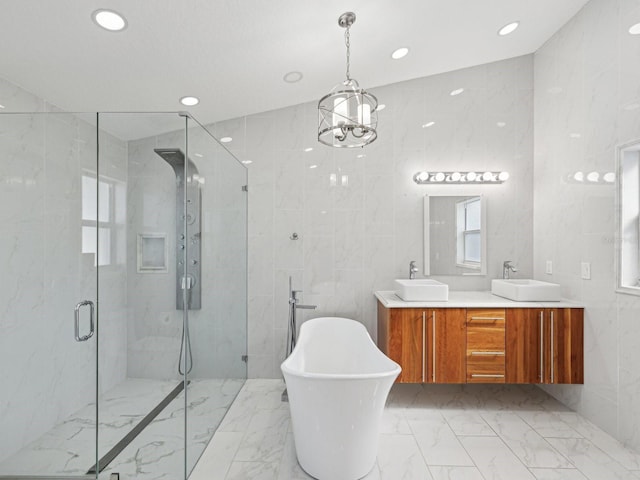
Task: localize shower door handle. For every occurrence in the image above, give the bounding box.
[75,300,95,342]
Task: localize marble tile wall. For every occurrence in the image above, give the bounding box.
[0,79,129,462]
[533,0,640,452]
[209,55,535,378]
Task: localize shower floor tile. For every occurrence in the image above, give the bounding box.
[0,377,243,479]
[190,380,640,480]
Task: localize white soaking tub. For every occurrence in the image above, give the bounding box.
[281,317,401,480]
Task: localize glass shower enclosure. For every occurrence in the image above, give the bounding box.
[0,112,247,479]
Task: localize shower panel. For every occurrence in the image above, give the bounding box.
[154,148,201,310]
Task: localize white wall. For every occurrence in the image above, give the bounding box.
[0,79,128,462]
[534,0,640,451]
[211,55,535,378]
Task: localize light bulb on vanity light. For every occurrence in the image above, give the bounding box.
[414,172,429,183]
[586,171,600,182]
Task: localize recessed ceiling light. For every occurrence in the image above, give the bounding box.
[92,9,127,32]
[497,122,507,127]
[391,47,409,60]
[304,147,313,152]
[283,71,303,83]
[377,104,386,111]
[422,121,435,128]
[569,133,581,139]
[194,153,203,158]
[241,160,252,165]
[450,88,464,96]
[0,104,5,109]
[309,164,318,169]
[629,23,640,35]
[356,154,366,158]
[220,136,232,143]
[180,96,199,106]
[498,21,519,36]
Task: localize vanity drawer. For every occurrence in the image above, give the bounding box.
[467,354,505,383]
[467,308,505,350]
[466,309,506,324]
[467,326,505,351]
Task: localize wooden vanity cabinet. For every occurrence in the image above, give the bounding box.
[377,302,466,383]
[505,308,583,384]
[377,302,583,385]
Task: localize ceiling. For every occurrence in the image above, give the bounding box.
[0,0,590,140]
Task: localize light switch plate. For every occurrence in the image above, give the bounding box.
[545,260,553,275]
[581,262,591,280]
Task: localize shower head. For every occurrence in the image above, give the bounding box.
[154,148,185,170]
[154,148,199,176]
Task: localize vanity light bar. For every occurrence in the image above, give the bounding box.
[567,171,615,184]
[413,171,509,185]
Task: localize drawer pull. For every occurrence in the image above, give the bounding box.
[469,317,504,321]
[470,351,505,356]
[471,374,505,378]
[422,312,426,383]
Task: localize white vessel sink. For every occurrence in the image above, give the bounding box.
[395,279,449,301]
[491,279,561,302]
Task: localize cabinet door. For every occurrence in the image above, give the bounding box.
[547,308,584,384]
[387,308,425,383]
[505,309,542,383]
[428,308,466,383]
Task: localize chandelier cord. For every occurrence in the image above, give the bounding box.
[344,26,351,81]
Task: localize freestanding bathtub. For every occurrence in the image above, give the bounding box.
[281,317,401,480]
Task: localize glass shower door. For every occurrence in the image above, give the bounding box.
[0,112,99,478]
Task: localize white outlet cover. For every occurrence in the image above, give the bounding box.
[581,262,591,280]
[546,260,553,275]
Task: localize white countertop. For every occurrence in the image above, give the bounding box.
[374,290,583,309]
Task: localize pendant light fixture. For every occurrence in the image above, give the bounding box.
[318,12,379,148]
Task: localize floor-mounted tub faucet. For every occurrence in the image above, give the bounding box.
[287,278,317,358]
[283,277,317,402]
[409,260,419,279]
[503,260,518,279]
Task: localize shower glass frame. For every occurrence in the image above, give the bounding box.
[0,111,248,480]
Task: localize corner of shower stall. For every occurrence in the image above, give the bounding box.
[0,111,247,480]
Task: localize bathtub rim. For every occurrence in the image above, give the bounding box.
[280,316,401,380]
[281,365,401,381]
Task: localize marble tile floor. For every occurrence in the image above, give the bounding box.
[0,377,244,479]
[190,379,640,480]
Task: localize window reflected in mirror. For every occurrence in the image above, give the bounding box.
[424,194,487,276]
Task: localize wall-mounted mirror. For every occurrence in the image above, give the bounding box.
[618,141,640,295]
[423,194,487,276]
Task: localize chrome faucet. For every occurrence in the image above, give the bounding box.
[503,260,518,279]
[283,278,317,402]
[409,260,419,279]
[290,290,317,310]
[287,278,317,357]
